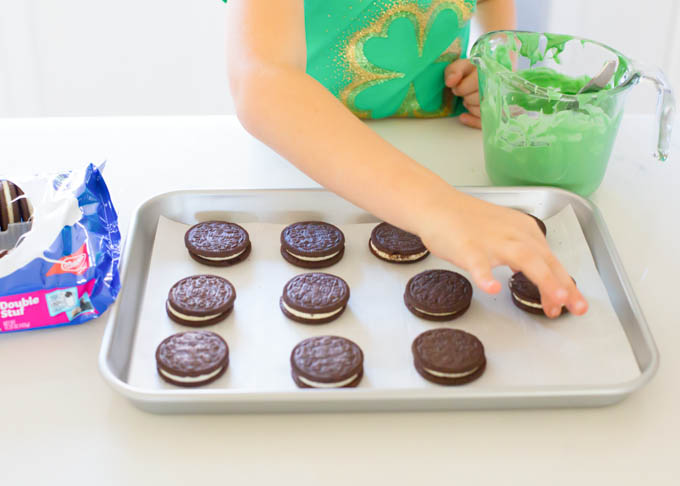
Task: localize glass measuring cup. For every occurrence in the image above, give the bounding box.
[469,31,675,196]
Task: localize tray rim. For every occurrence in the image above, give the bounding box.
[98,186,659,411]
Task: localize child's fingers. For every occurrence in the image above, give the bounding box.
[500,243,567,318]
[516,213,588,315]
[444,59,475,87]
[445,71,462,88]
[461,249,502,294]
[463,92,480,106]
[459,113,481,129]
[543,253,588,315]
[463,103,481,118]
[567,287,588,315]
[452,70,479,97]
[533,241,585,310]
[508,218,589,316]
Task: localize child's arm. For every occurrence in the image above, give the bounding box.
[226,0,587,317]
[446,0,517,128]
[475,0,517,32]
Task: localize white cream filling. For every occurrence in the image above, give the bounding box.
[414,307,460,317]
[424,366,479,379]
[298,373,359,388]
[511,292,544,309]
[159,366,224,383]
[286,249,339,262]
[281,300,344,320]
[370,240,428,262]
[197,247,247,261]
[167,302,223,322]
[2,181,14,225]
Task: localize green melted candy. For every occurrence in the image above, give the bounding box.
[477,32,629,196]
[518,67,589,95]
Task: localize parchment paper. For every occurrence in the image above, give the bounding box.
[127,206,639,391]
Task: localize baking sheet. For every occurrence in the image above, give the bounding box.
[127,205,639,391]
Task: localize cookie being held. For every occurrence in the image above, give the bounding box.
[184,221,251,266]
[412,328,486,386]
[290,335,363,389]
[280,221,345,268]
[280,273,349,324]
[156,331,229,387]
[369,222,429,263]
[404,270,472,321]
[509,271,571,316]
[166,275,236,326]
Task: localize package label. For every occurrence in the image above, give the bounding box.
[1,279,97,332]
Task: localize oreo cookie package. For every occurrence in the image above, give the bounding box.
[0,164,121,333]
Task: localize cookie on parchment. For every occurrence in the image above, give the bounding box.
[369,222,429,263]
[156,331,229,387]
[280,273,350,324]
[184,221,251,266]
[0,180,32,232]
[404,269,472,321]
[508,271,571,316]
[412,328,486,386]
[280,221,345,269]
[166,275,236,326]
[290,335,363,389]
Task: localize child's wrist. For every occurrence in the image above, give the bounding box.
[412,183,465,240]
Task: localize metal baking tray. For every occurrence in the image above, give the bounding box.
[98,188,658,413]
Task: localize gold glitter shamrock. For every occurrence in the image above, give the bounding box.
[353,8,462,118]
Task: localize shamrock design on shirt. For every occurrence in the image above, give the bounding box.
[342,3,470,118]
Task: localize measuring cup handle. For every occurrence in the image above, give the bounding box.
[639,67,676,161]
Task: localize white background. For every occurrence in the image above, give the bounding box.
[0,0,678,118]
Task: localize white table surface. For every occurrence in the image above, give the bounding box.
[0,114,678,484]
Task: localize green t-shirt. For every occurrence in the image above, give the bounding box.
[305,0,476,119]
[227,0,476,119]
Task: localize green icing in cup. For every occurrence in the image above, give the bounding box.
[471,31,633,196]
[518,67,590,95]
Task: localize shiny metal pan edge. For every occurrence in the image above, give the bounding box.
[98,187,658,413]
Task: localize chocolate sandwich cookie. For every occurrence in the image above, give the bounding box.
[404,269,472,321]
[290,335,363,389]
[412,328,485,385]
[369,222,429,263]
[280,221,345,268]
[184,221,251,266]
[156,330,229,387]
[280,272,350,324]
[508,271,571,316]
[0,180,32,232]
[166,274,236,326]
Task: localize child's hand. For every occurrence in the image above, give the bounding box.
[418,191,588,318]
[445,59,481,129]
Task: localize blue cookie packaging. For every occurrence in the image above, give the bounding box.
[0,164,121,332]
